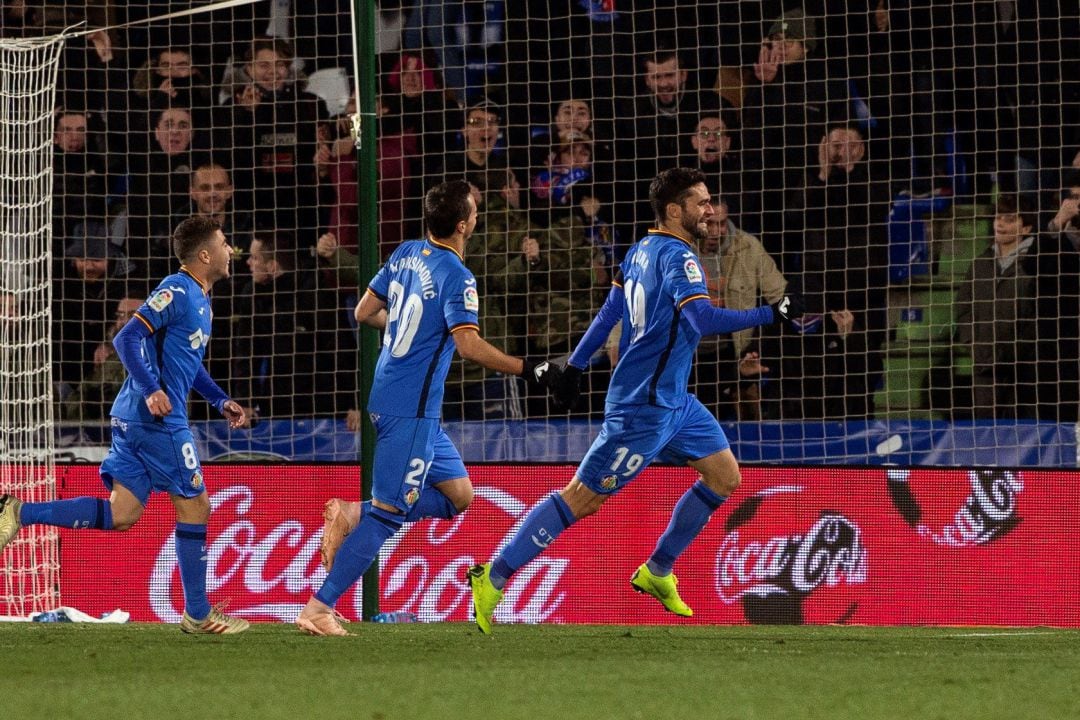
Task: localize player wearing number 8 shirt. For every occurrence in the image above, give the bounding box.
[295,179,560,636]
[467,167,805,632]
[0,216,250,633]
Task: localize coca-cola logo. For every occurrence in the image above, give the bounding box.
[148,484,568,624]
[886,469,1023,547]
[714,485,866,624]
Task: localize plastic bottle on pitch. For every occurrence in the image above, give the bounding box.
[371,611,418,623]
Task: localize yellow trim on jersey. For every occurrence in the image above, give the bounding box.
[428,237,464,261]
[678,294,710,309]
[449,323,480,334]
[178,266,210,294]
[133,312,154,332]
[647,228,695,247]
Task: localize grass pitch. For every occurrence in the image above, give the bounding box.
[1,623,1076,720]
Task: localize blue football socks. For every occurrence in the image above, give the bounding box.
[20,498,113,530]
[405,487,457,522]
[647,480,727,577]
[175,522,211,620]
[315,505,404,608]
[489,492,575,590]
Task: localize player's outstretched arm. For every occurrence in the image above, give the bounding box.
[452,327,560,389]
[354,289,388,329]
[682,292,803,338]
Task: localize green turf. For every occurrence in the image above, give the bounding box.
[2,623,1076,720]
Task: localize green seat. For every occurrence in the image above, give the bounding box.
[892,288,957,345]
[933,204,992,283]
[874,349,933,414]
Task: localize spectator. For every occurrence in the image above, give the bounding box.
[184,162,257,400]
[443,174,532,420]
[219,38,321,236]
[314,94,416,260]
[769,124,889,419]
[444,98,520,196]
[231,232,320,423]
[529,97,615,211]
[54,230,124,402]
[740,7,848,241]
[381,50,455,189]
[1028,178,1080,421]
[953,195,1039,419]
[52,105,109,263]
[615,41,708,241]
[61,291,145,423]
[694,201,788,419]
[187,162,255,251]
[685,111,743,217]
[127,103,208,278]
[131,45,215,118]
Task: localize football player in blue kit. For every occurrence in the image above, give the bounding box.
[468,167,804,633]
[295,180,560,636]
[0,216,250,634]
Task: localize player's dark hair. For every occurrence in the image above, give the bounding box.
[650,167,707,223]
[425,180,473,239]
[172,216,221,262]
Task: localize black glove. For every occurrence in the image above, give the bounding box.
[521,358,561,389]
[551,364,583,411]
[770,293,805,326]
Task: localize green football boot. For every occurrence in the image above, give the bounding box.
[630,563,693,617]
[467,563,503,635]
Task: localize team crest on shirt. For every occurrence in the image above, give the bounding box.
[405,488,420,505]
[463,286,479,312]
[601,475,618,490]
[684,259,703,283]
[147,288,174,311]
[190,471,203,489]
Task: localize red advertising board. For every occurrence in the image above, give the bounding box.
[55,464,1080,626]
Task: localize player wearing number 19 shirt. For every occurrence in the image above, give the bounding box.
[296,180,560,636]
[0,216,250,633]
[468,168,805,632]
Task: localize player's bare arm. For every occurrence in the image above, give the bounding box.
[354,290,387,329]
[451,326,525,375]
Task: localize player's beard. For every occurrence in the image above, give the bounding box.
[682,213,708,241]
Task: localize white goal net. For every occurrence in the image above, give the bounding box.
[0,33,65,617]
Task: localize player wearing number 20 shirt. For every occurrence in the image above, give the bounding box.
[295,181,561,636]
[367,237,479,419]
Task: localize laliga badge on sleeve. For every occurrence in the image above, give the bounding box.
[463,286,479,313]
[147,288,174,312]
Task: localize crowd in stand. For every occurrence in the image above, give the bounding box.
[5,1,1078,425]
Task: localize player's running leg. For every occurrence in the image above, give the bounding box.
[635,447,740,617]
[298,501,405,636]
[0,482,147,555]
[470,479,603,634]
[321,478,471,571]
[172,492,249,634]
[320,499,366,571]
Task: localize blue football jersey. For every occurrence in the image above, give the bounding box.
[110,268,214,426]
[367,238,480,418]
[608,229,711,408]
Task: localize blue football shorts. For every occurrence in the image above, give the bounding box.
[99,418,206,505]
[575,395,730,495]
[371,413,467,512]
